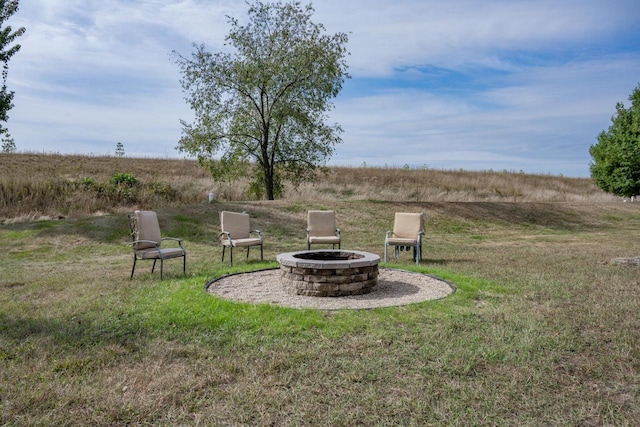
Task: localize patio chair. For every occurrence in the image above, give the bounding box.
[384,212,424,264]
[127,210,186,279]
[306,210,341,250]
[219,211,263,266]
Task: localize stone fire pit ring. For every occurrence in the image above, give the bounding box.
[277,250,380,297]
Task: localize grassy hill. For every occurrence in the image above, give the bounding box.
[0,152,616,222]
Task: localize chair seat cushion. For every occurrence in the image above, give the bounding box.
[136,247,185,259]
[223,237,262,247]
[308,236,340,244]
[387,237,418,245]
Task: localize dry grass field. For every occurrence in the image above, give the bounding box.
[1,153,639,425]
[0,153,616,222]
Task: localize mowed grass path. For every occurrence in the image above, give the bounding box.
[1,200,639,425]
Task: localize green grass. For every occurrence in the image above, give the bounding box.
[2,199,640,425]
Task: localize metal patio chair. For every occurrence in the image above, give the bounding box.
[384,212,424,264]
[306,210,341,250]
[127,210,186,279]
[219,211,263,266]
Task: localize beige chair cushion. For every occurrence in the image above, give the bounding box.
[390,213,423,241]
[222,237,262,247]
[386,237,419,245]
[134,210,161,250]
[308,235,341,244]
[307,210,337,237]
[136,247,186,259]
[220,211,251,241]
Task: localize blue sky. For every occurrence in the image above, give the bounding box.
[7,0,640,177]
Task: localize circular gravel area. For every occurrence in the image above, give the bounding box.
[206,267,455,310]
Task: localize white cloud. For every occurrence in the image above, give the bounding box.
[314,0,638,75]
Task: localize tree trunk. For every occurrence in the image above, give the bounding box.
[264,162,275,200]
[265,177,274,200]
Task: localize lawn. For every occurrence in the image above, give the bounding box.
[2,198,639,425]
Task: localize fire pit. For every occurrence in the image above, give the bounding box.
[276,250,380,297]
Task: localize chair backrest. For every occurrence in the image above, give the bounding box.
[132,210,161,250]
[307,210,336,236]
[220,211,251,239]
[393,212,424,239]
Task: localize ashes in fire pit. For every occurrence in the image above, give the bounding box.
[276,250,380,297]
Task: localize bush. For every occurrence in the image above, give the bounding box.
[109,173,138,188]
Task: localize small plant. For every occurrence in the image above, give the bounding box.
[109,173,137,188]
[80,177,94,188]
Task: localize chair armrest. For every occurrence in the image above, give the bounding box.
[336,228,341,238]
[161,237,184,249]
[250,229,263,241]
[161,237,182,243]
[127,239,159,247]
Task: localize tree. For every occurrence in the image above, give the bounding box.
[0,0,25,147]
[115,141,125,157]
[174,1,349,200]
[1,131,14,152]
[589,84,640,197]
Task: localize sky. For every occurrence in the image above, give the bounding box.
[6,0,640,177]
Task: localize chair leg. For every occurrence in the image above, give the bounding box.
[221,245,225,262]
[260,244,263,260]
[183,254,186,275]
[151,259,157,273]
[246,247,250,259]
[384,244,388,262]
[130,257,137,279]
[230,246,233,266]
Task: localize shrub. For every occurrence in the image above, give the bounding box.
[109,173,138,188]
[81,177,94,188]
